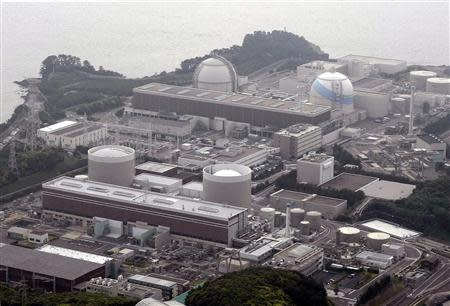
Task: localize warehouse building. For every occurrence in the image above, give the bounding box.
[130,83,331,131]
[416,134,447,162]
[0,243,106,292]
[37,120,107,150]
[272,124,322,159]
[355,251,393,269]
[128,274,178,300]
[270,189,347,219]
[272,243,324,276]
[42,176,248,246]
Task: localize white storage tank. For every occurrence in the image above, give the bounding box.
[337,227,361,244]
[366,232,391,250]
[203,164,252,208]
[410,70,437,91]
[259,207,276,230]
[426,77,450,94]
[299,220,310,235]
[88,145,135,187]
[305,211,322,231]
[290,208,305,228]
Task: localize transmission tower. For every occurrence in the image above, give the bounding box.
[25,103,40,152]
[8,139,19,176]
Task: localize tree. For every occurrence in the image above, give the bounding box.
[186,267,328,306]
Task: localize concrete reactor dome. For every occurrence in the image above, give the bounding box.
[426,77,450,95]
[309,71,354,114]
[88,145,135,187]
[337,226,361,244]
[193,56,238,92]
[203,164,251,208]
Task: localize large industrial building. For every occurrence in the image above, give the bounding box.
[272,243,324,276]
[416,134,447,161]
[41,176,248,246]
[130,83,331,133]
[337,54,407,76]
[0,243,106,292]
[272,124,322,159]
[270,189,347,219]
[296,153,335,185]
[37,120,107,150]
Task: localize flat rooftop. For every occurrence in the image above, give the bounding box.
[39,120,78,133]
[0,243,104,280]
[271,189,346,207]
[275,243,318,259]
[298,153,333,163]
[43,176,245,221]
[353,77,393,90]
[136,161,178,173]
[320,172,379,192]
[359,180,415,200]
[64,124,104,138]
[214,146,266,163]
[38,245,112,264]
[133,83,330,117]
[134,173,182,186]
[360,219,420,239]
[276,124,320,137]
[338,54,406,66]
[418,134,445,144]
[129,274,177,288]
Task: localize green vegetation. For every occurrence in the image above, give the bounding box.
[357,275,391,305]
[276,170,365,208]
[0,284,136,306]
[179,30,328,75]
[360,176,450,241]
[186,267,329,306]
[0,145,86,200]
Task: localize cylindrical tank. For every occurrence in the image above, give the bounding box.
[299,221,310,236]
[290,208,305,228]
[203,164,252,208]
[426,77,450,94]
[260,207,275,230]
[410,70,437,91]
[305,211,322,231]
[88,145,135,187]
[74,174,89,181]
[366,232,391,250]
[337,227,361,244]
[274,211,283,227]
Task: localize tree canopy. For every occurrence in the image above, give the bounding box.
[185,267,329,306]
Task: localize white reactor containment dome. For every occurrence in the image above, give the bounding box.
[88,145,135,187]
[193,56,238,93]
[203,164,251,208]
[309,71,354,114]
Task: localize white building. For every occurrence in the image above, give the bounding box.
[297,152,334,185]
[337,54,407,77]
[272,124,322,159]
[239,236,291,263]
[134,173,183,193]
[416,134,447,161]
[38,120,107,149]
[355,251,394,269]
[381,244,406,260]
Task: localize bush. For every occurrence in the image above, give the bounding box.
[186,267,328,306]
